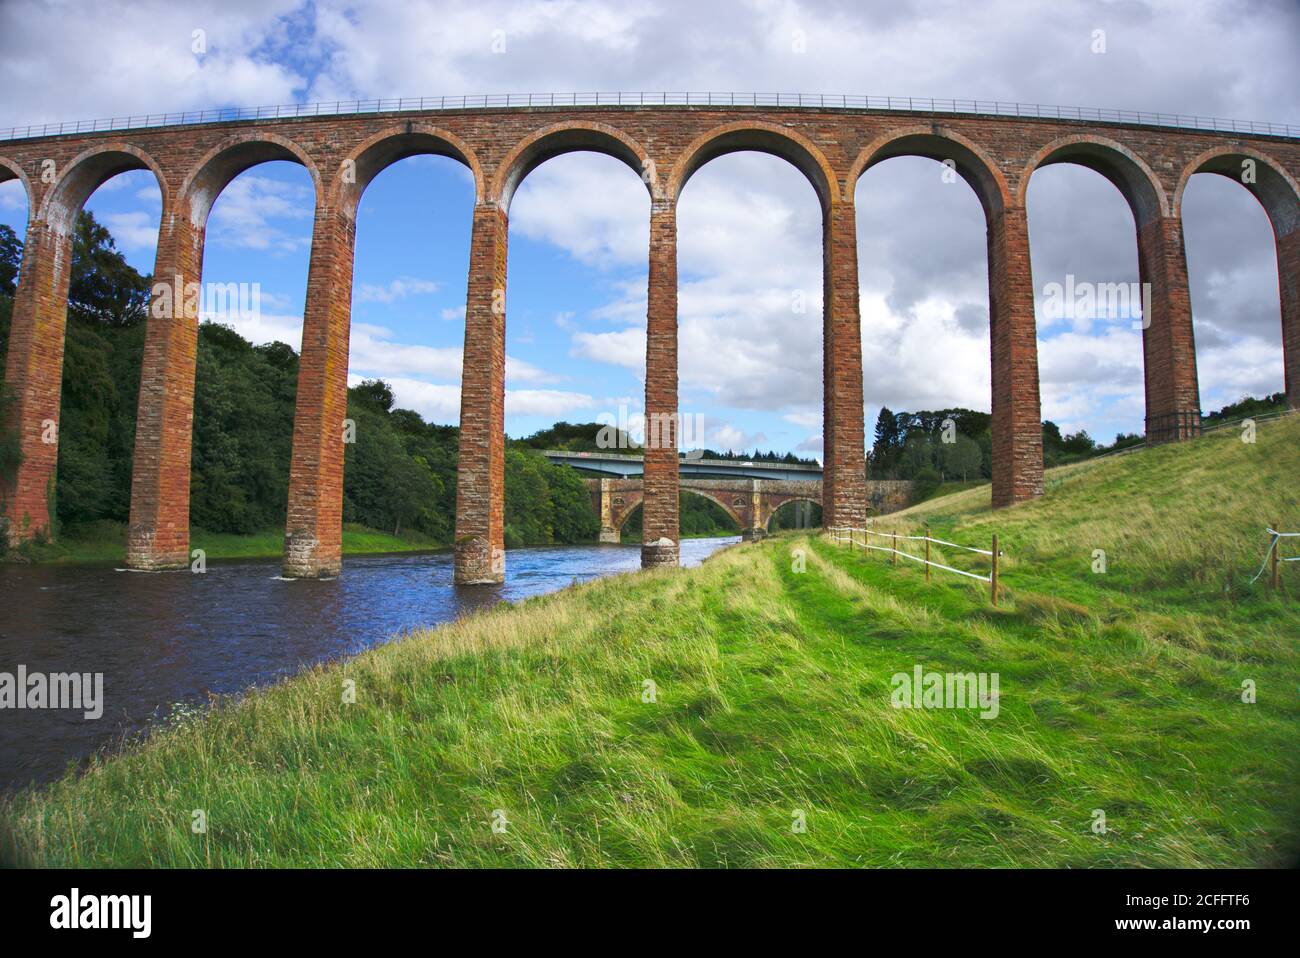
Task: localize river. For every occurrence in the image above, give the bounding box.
[0,536,738,791]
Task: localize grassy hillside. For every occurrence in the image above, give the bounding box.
[3,415,1298,867]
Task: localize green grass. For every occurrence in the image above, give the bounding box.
[4,521,445,565]
[2,415,1298,867]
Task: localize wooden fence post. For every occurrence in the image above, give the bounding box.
[1272,522,1280,591]
[924,524,931,583]
[892,532,898,565]
[991,533,1000,606]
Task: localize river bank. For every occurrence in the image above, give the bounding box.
[0,521,445,566]
[1,520,743,567]
[4,417,1298,866]
[0,536,740,793]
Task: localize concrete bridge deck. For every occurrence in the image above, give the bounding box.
[543,449,823,481]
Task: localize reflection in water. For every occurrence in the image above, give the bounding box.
[0,537,736,790]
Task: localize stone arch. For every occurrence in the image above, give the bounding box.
[336,123,484,214]
[0,155,33,221]
[667,120,837,211]
[37,142,168,234]
[1173,145,1300,239]
[679,488,746,530]
[493,120,655,210]
[764,495,822,531]
[1017,134,1169,227]
[847,124,1011,215]
[178,131,322,230]
[612,493,645,532]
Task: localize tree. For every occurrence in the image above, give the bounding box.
[871,407,901,477]
[1062,430,1096,455]
[0,223,20,295]
[901,433,933,476]
[939,434,983,481]
[68,211,150,326]
[351,378,395,412]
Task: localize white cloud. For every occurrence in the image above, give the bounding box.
[0,181,25,213]
[207,173,313,252]
[506,389,598,417]
[354,276,440,304]
[100,211,160,252]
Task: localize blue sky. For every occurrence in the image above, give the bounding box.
[1,0,1296,455]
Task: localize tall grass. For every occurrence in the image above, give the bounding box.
[2,416,1297,867]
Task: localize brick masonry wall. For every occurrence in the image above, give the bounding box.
[642,200,680,567]
[125,201,205,569]
[1276,228,1300,410]
[1138,216,1201,442]
[987,206,1045,507]
[1,219,71,544]
[453,204,508,583]
[823,201,869,527]
[1,106,1296,565]
[282,205,357,578]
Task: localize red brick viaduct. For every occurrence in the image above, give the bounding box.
[1,100,1297,583]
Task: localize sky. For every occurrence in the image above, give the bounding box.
[1,0,1297,456]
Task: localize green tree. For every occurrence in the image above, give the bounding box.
[0,223,21,295]
[871,406,901,477]
[68,211,150,326]
[939,434,983,481]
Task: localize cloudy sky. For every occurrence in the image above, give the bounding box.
[1,0,1296,454]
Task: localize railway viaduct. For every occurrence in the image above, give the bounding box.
[0,95,1297,583]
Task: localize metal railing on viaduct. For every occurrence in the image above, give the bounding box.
[541,449,824,481]
[0,96,1297,584]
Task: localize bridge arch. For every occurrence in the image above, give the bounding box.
[667,120,837,211]
[1174,145,1300,409]
[765,495,822,532]
[337,123,484,213]
[0,155,33,219]
[178,131,321,230]
[1017,134,1169,227]
[38,142,168,233]
[681,488,746,531]
[1173,146,1300,238]
[612,488,746,534]
[493,120,654,210]
[847,125,1011,215]
[608,486,743,530]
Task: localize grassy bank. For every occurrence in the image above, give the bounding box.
[2,416,1298,866]
[3,521,445,565]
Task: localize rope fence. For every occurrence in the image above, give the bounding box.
[1250,524,1299,588]
[827,524,1003,605]
[2,91,1297,142]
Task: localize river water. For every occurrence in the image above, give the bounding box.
[0,536,737,791]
